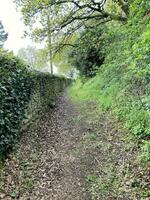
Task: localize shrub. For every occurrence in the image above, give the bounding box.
[0,50,33,154]
[0,49,70,155]
[70,0,150,163]
[69,26,105,77]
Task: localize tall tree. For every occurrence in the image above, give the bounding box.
[15,0,129,50]
[0,21,8,48]
[32,11,54,74]
[18,46,48,69]
[15,1,59,75]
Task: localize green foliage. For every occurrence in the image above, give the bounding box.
[15,0,129,76]
[70,0,150,163]
[139,141,150,164]
[0,49,33,154]
[9,191,17,198]
[53,46,74,75]
[69,27,106,77]
[0,49,70,155]
[0,21,8,47]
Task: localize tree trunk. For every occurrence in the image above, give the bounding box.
[47,14,53,75]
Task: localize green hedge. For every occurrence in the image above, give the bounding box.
[0,49,70,155]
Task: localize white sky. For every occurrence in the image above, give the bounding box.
[0,0,37,54]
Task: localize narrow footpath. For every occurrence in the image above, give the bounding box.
[0,94,93,200]
[0,94,149,200]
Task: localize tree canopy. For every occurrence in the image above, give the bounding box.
[15,0,129,49]
[18,46,48,69]
[14,0,130,74]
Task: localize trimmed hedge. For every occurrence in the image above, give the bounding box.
[0,49,70,154]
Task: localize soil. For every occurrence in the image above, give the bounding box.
[0,93,149,200]
[0,94,92,200]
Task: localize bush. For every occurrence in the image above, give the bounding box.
[0,49,70,155]
[69,27,105,77]
[0,50,33,154]
[70,0,150,162]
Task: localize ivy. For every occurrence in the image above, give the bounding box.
[0,49,69,155]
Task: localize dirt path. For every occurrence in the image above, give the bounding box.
[0,94,93,200]
[0,93,149,200]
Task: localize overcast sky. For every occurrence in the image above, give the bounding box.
[0,0,58,73]
[0,0,37,54]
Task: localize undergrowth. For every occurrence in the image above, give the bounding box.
[70,0,150,198]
